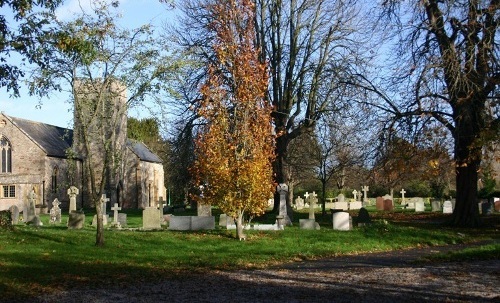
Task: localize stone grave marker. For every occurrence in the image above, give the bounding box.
[294,196,305,210]
[197,201,212,216]
[494,198,500,212]
[219,214,233,227]
[400,189,407,207]
[443,200,453,214]
[299,219,320,230]
[376,197,384,210]
[191,216,215,230]
[118,213,127,227]
[67,186,79,213]
[431,200,441,212]
[332,212,351,231]
[333,201,349,211]
[9,205,19,225]
[111,203,122,227]
[349,201,362,210]
[68,211,85,229]
[277,183,291,226]
[143,207,161,230]
[337,193,345,203]
[308,192,318,220]
[49,198,62,224]
[383,199,394,211]
[352,189,359,201]
[325,198,335,209]
[92,194,110,226]
[356,207,371,226]
[415,200,425,212]
[25,189,37,223]
[361,186,369,203]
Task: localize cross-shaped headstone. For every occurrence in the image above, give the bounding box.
[352,189,358,201]
[158,196,166,218]
[304,192,310,200]
[361,186,369,201]
[100,194,110,216]
[111,203,121,223]
[400,188,407,206]
[311,191,317,198]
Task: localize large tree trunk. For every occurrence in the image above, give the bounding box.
[452,162,481,227]
[95,195,104,247]
[273,132,288,211]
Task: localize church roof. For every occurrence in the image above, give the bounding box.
[8,116,72,158]
[126,139,163,163]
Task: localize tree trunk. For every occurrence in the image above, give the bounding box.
[273,132,288,211]
[95,196,104,246]
[451,162,481,227]
[321,180,327,216]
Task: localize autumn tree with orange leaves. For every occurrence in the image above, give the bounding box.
[191,0,275,240]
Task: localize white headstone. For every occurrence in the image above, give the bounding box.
[111,203,121,224]
[332,212,351,231]
[361,186,369,201]
[294,196,305,210]
[443,200,453,214]
[400,189,406,206]
[415,200,425,212]
[337,194,345,203]
[308,194,317,220]
[352,190,359,201]
[349,201,362,210]
[67,186,79,213]
[49,198,62,224]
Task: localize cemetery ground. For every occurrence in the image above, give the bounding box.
[0,207,499,302]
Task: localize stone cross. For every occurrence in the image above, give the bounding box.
[277,183,291,225]
[100,194,110,216]
[26,189,37,222]
[361,186,369,201]
[67,186,79,213]
[400,188,406,205]
[111,203,121,224]
[304,192,310,200]
[308,194,317,220]
[352,189,358,201]
[49,198,61,224]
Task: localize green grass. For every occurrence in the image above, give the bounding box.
[0,209,498,300]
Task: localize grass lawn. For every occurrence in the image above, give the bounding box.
[0,207,498,300]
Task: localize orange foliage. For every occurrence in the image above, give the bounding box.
[191,0,275,219]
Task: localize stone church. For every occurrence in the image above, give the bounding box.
[0,82,165,212]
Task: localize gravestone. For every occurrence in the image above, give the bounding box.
[337,194,345,203]
[9,205,19,225]
[352,189,359,201]
[376,197,384,210]
[197,202,212,216]
[383,199,394,211]
[68,211,85,229]
[100,194,109,216]
[143,207,161,230]
[431,200,441,212]
[299,219,320,230]
[361,186,369,203]
[400,188,407,206]
[219,214,233,227]
[333,201,349,211]
[111,203,122,227]
[332,212,351,231]
[325,198,335,209]
[118,213,127,227]
[294,196,305,210]
[308,192,318,220]
[169,216,191,230]
[92,214,109,226]
[357,207,371,226]
[443,200,453,214]
[191,216,215,230]
[49,198,62,224]
[480,200,493,215]
[25,190,37,223]
[67,186,79,213]
[415,200,425,212]
[494,198,500,212]
[277,184,291,225]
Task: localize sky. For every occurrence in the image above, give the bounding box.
[0,0,177,128]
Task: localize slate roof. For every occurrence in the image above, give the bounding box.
[5,114,162,163]
[8,115,73,158]
[126,139,162,163]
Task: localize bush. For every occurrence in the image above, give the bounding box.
[0,210,13,230]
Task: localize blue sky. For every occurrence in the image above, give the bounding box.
[0,0,177,128]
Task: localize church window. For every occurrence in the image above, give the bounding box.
[52,166,58,193]
[2,185,16,198]
[0,136,12,173]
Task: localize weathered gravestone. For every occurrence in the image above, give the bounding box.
[361,186,370,205]
[352,189,359,201]
[400,189,407,207]
[143,207,161,230]
[68,211,85,229]
[415,200,425,212]
[9,205,19,225]
[294,196,305,210]
[431,200,441,212]
[92,194,110,226]
[337,193,345,203]
[169,216,215,230]
[325,198,335,209]
[277,184,292,226]
[308,192,318,220]
[118,213,127,227]
[383,199,394,211]
[332,212,351,231]
[219,214,233,227]
[495,198,500,212]
[356,207,371,226]
[376,197,384,211]
[67,186,79,213]
[197,202,212,216]
[479,200,493,215]
[443,200,453,214]
[25,189,37,223]
[334,201,349,211]
[299,219,320,230]
[349,201,362,210]
[49,198,62,224]
[111,203,122,228]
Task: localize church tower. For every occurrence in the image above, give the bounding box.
[72,78,128,207]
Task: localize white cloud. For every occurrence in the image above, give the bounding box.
[55,0,128,21]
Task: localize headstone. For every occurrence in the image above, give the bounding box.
[169,216,191,230]
[191,216,215,230]
[67,186,79,213]
[332,212,351,231]
[376,197,384,210]
[352,189,359,201]
[9,205,19,225]
[294,196,305,210]
[357,207,371,226]
[219,214,233,227]
[400,189,407,207]
[118,213,127,227]
[111,203,121,225]
[361,186,369,202]
[480,200,493,215]
[349,201,362,210]
[299,219,320,230]
[383,199,394,211]
[443,200,453,214]
[415,200,425,212]
[68,211,85,229]
[197,202,212,216]
[100,194,109,216]
[333,201,349,211]
[143,207,161,230]
[49,198,62,224]
[383,194,392,201]
[431,200,441,212]
[308,192,317,220]
[325,198,334,209]
[25,190,37,222]
[337,194,345,203]
[494,198,500,212]
[277,184,291,225]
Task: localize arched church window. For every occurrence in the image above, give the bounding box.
[0,136,12,173]
[52,166,59,193]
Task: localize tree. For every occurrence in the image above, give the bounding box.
[0,0,62,96]
[192,0,275,240]
[368,0,500,227]
[29,1,174,246]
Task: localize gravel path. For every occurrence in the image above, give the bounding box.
[36,242,499,303]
